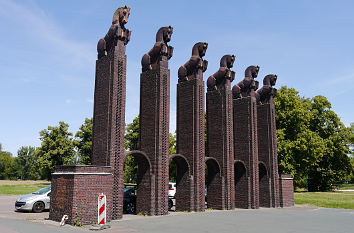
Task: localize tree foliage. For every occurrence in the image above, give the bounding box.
[74,118,93,165]
[36,121,76,180]
[16,146,41,180]
[275,86,352,191]
[0,144,17,179]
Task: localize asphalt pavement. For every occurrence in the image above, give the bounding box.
[0,195,353,233]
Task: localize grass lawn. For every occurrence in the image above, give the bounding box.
[295,192,354,209]
[337,183,354,190]
[0,180,50,195]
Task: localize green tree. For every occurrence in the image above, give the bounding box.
[307,96,351,190]
[74,118,93,165]
[124,116,140,151]
[169,133,177,182]
[16,146,40,180]
[36,122,76,180]
[275,86,352,191]
[0,144,17,179]
[275,86,324,188]
[123,116,139,183]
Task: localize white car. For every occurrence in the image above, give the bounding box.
[168,182,176,197]
[15,186,51,213]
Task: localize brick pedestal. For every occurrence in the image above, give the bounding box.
[233,96,259,209]
[140,60,170,215]
[279,174,294,207]
[206,82,234,210]
[257,102,280,207]
[177,76,205,212]
[49,166,113,225]
[91,40,127,219]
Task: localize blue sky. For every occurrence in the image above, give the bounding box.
[1,0,353,156]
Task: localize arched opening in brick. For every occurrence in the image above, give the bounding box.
[259,162,270,207]
[169,154,192,211]
[123,151,153,215]
[234,161,248,208]
[205,157,222,209]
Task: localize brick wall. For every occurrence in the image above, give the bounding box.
[279,174,294,207]
[49,166,113,225]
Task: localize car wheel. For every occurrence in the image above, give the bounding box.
[126,202,135,214]
[32,201,45,213]
[168,199,173,210]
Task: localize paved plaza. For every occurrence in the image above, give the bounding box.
[0,195,353,233]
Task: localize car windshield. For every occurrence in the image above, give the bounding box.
[33,186,51,195]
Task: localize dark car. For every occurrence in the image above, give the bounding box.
[123,187,174,214]
[123,187,136,214]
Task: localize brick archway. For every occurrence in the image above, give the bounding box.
[234,160,248,208]
[169,154,192,211]
[258,162,270,207]
[205,157,222,209]
[124,150,154,215]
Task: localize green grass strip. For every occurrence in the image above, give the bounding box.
[0,184,49,195]
[295,192,354,210]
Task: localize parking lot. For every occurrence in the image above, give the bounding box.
[0,194,353,233]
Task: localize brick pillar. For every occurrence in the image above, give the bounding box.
[92,39,127,220]
[206,81,234,210]
[140,58,170,215]
[279,174,294,207]
[257,101,280,208]
[177,72,206,212]
[233,96,259,209]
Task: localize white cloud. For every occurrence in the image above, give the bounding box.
[65,99,72,104]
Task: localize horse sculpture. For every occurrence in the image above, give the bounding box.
[256,74,277,104]
[207,55,236,91]
[97,6,131,59]
[141,26,174,72]
[232,65,260,99]
[178,42,208,81]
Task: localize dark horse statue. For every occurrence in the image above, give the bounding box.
[97,6,131,59]
[141,26,174,72]
[207,54,236,91]
[232,65,260,99]
[255,74,278,104]
[178,42,208,82]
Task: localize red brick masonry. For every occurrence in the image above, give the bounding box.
[49,166,113,225]
[279,174,294,207]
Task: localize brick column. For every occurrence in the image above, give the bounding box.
[177,77,205,211]
[257,101,280,207]
[177,42,208,211]
[91,39,127,219]
[233,96,259,209]
[140,58,170,215]
[206,82,234,210]
[92,6,131,219]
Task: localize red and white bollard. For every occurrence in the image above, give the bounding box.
[98,193,106,225]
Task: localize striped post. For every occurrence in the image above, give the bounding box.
[98,193,106,225]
